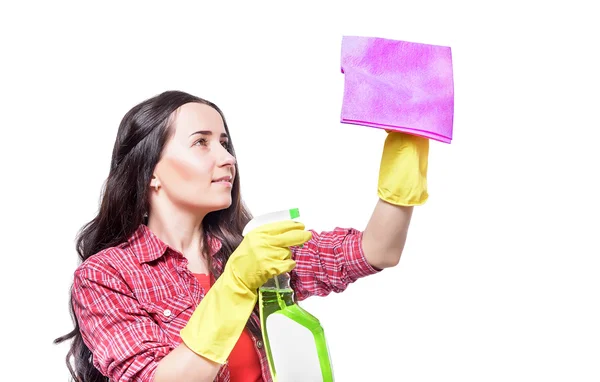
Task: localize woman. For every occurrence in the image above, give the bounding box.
[54,90,429,381]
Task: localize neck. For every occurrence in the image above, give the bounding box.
[147,201,207,259]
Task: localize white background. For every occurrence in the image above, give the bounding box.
[1,1,599,381]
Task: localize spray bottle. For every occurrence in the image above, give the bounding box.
[242,208,335,382]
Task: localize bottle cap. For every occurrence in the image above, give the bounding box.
[289,208,300,219]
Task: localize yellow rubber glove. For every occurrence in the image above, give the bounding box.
[180,220,312,364]
[378,131,429,206]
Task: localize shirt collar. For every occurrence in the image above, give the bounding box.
[128,224,223,264]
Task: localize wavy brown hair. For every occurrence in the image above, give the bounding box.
[53,90,257,381]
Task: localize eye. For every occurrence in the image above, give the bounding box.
[193,137,208,146]
[221,140,230,150]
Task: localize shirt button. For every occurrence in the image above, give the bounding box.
[256,340,263,349]
[163,309,172,317]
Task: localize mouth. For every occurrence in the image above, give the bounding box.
[212,175,233,185]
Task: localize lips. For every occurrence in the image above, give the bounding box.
[212,175,233,183]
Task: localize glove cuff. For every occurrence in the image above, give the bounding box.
[180,271,257,364]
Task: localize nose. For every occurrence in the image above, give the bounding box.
[217,145,236,168]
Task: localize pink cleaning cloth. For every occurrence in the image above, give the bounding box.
[340,35,454,143]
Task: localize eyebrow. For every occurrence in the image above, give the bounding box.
[189,131,228,138]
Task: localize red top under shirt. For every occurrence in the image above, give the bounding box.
[193,272,262,382]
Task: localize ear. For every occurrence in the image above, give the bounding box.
[150,174,161,190]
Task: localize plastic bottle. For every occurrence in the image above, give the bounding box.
[242,208,335,382]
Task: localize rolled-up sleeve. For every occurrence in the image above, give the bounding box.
[72,260,174,381]
[290,227,382,301]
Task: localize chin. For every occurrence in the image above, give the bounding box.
[206,199,233,213]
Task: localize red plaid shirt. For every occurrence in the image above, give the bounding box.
[72,223,380,381]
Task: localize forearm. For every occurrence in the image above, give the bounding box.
[154,342,221,382]
[362,198,413,269]
[363,131,428,268]
[162,272,255,381]
[155,277,251,381]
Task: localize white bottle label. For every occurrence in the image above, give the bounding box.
[266,313,324,382]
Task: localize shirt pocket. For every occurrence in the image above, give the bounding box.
[141,293,196,341]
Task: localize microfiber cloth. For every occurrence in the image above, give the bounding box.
[340,35,454,143]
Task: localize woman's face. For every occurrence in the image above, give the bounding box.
[152,102,236,215]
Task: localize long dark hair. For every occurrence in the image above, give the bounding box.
[53,90,257,381]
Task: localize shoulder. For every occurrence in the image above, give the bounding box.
[73,244,136,285]
[74,224,163,277]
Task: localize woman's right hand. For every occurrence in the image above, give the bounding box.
[227,219,313,291]
[177,219,312,369]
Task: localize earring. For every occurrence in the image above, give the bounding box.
[154,183,159,191]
